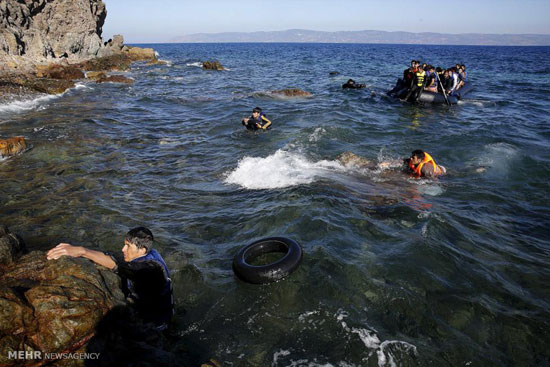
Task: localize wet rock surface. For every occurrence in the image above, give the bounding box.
[95,74,134,85]
[202,61,224,70]
[0,226,125,367]
[271,88,312,97]
[0,137,27,160]
[337,151,376,169]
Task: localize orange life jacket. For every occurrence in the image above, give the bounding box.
[408,152,442,177]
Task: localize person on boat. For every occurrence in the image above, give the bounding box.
[457,64,467,89]
[403,59,417,89]
[438,69,453,95]
[47,227,174,330]
[402,65,426,103]
[342,79,366,89]
[449,67,460,95]
[404,150,446,178]
[242,107,272,130]
[424,65,438,92]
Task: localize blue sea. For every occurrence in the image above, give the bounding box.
[1,43,549,366]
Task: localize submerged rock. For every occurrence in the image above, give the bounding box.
[337,151,376,169]
[0,225,125,367]
[271,88,312,97]
[202,61,224,71]
[0,137,27,159]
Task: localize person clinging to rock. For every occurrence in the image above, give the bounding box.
[404,149,446,178]
[242,107,272,130]
[47,226,173,330]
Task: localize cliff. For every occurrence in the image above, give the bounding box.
[0,0,107,60]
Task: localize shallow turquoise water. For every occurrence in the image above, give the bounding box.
[1,43,549,366]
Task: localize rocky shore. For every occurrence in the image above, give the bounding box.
[0,0,163,161]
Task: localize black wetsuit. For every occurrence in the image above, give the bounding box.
[108,250,173,328]
[439,75,453,95]
[403,70,426,102]
[403,68,415,89]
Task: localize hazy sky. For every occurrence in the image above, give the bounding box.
[102,0,550,43]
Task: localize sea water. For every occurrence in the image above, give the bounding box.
[1,43,549,366]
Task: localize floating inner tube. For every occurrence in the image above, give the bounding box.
[232,237,303,284]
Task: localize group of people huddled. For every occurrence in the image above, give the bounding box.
[388,59,467,103]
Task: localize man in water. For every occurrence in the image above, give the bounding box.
[242,107,272,130]
[342,79,366,89]
[404,150,446,178]
[47,226,173,330]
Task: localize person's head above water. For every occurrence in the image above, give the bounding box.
[346,79,355,84]
[251,107,262,119]
[410,150,426,165]
[123,226,153,261]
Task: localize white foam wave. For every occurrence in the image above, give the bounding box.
[74,82,90,90]
[309,127,326,142]
[154,51,160,58]
[186,61,203,68]
[473,142,519,177]
[224,150,346,189]
[0,93,62,115]
[336,309,418,367]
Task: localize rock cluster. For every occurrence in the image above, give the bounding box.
[0,225,125,367]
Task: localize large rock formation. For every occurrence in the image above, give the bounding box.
[0,0,107,59]
[0,225,126,367]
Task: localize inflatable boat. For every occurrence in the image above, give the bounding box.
[387,79,473,105]
[418,83,473,104]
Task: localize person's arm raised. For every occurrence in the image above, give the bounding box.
[47,243,116,269]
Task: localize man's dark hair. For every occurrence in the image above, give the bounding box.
[125,227,153,252]
[411,150,425,160]
[436,67,442,72]
[252,107,262,113]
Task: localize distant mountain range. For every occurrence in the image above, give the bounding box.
[172,29,550,46]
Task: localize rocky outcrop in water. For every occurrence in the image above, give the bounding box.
[337,151,375,169]
[271,88,312,97]
[202,61,224,71]
[0,0,106,59]
[0,137,26,159]
[0,225,125,367]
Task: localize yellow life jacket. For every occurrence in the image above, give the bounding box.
[416,70,426,87]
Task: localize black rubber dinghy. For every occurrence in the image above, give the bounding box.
[233,237,303,284]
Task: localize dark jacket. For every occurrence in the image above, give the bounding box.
[109,249,173,327]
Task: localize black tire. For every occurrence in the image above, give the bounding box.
[232,237,303,284]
